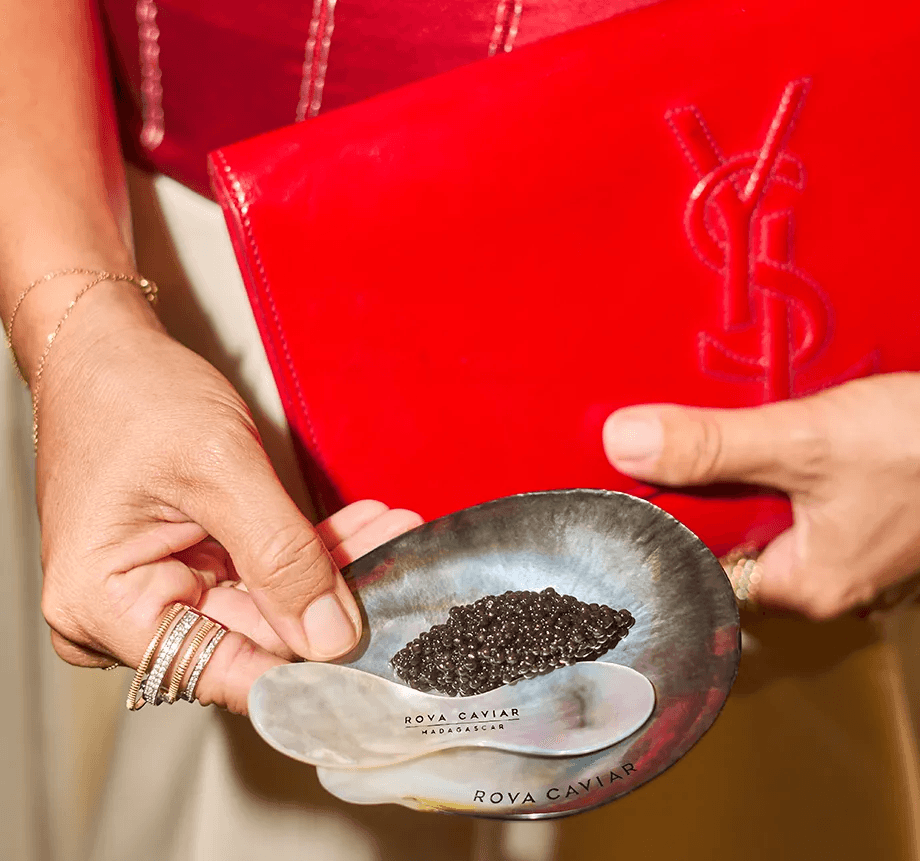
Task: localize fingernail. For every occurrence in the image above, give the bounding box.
[303,593,358,659]
[603,414,664,463]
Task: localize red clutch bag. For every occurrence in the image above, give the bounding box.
[210,0,920,556]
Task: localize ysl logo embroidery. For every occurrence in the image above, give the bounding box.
[667,79,876,400]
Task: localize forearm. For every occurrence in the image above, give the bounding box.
[0,0,155,383]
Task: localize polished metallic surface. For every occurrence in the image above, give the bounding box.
[249,661,655,768]
[264,490,739,818]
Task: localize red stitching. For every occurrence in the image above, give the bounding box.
[667,79,874,402]
[797,351,881,395]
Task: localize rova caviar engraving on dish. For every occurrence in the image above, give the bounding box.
[390,588,635,696]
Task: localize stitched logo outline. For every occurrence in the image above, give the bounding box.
[667,79,876,401]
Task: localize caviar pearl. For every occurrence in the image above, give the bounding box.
[390,588,634,696]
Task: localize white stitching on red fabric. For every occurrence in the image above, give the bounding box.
[488,0,525,56]
[296,0,324,122]
[296,0,338,121]
[503,0,524,52]
[212,151,324,462]
[136,0,165,149]
[487,0,509,57]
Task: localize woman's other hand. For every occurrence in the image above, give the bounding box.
[34,284,422,714]
[602,373,920,620]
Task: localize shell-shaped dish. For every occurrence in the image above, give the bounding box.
[258,489,740,818]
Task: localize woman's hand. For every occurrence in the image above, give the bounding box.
[33,285,421,714]
[0,0,425,716]
[602,373,920,620]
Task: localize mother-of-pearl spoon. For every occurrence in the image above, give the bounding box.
[248,661,655,769]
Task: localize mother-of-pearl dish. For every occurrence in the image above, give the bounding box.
[253,489,740,819]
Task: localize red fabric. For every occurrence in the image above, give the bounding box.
[100,0,658,196]
[209,0,920,554]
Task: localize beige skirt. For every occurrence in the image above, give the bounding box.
[3,168,919,861]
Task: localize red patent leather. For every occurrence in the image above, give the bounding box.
[100,0,657,196]
[210,0,920,555]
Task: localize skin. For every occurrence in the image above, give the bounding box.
[0,0,421,715]
[603,374,920,621]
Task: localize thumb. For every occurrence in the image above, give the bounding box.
[602,400,825,493]
[181,443,361,662]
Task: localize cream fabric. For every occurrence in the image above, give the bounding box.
[2,168,918,861]
[1,305,126,861]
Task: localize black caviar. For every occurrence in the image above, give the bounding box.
[390,587,635,696]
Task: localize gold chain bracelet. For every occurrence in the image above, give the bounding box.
[6,268,156,382]
[4,268,158,450]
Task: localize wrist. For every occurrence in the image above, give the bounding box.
[9,271,164,387]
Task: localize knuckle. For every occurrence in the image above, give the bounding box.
[47,630,113,669]
[786,401,833,485]
[799,597,841,622]
[48,630,85,666]
[679,417,724,484]
[163,410,264,498]
[41,589,83,643]
[192,423,261,480]
[255,523,332,599]
[797,579,865,621]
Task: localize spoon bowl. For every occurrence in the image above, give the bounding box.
[249,661,656,769]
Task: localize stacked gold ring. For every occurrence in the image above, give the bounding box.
[720,546,763,611]
[720,549,920,617]
[167,619,215,703]
[126,603,228,711]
